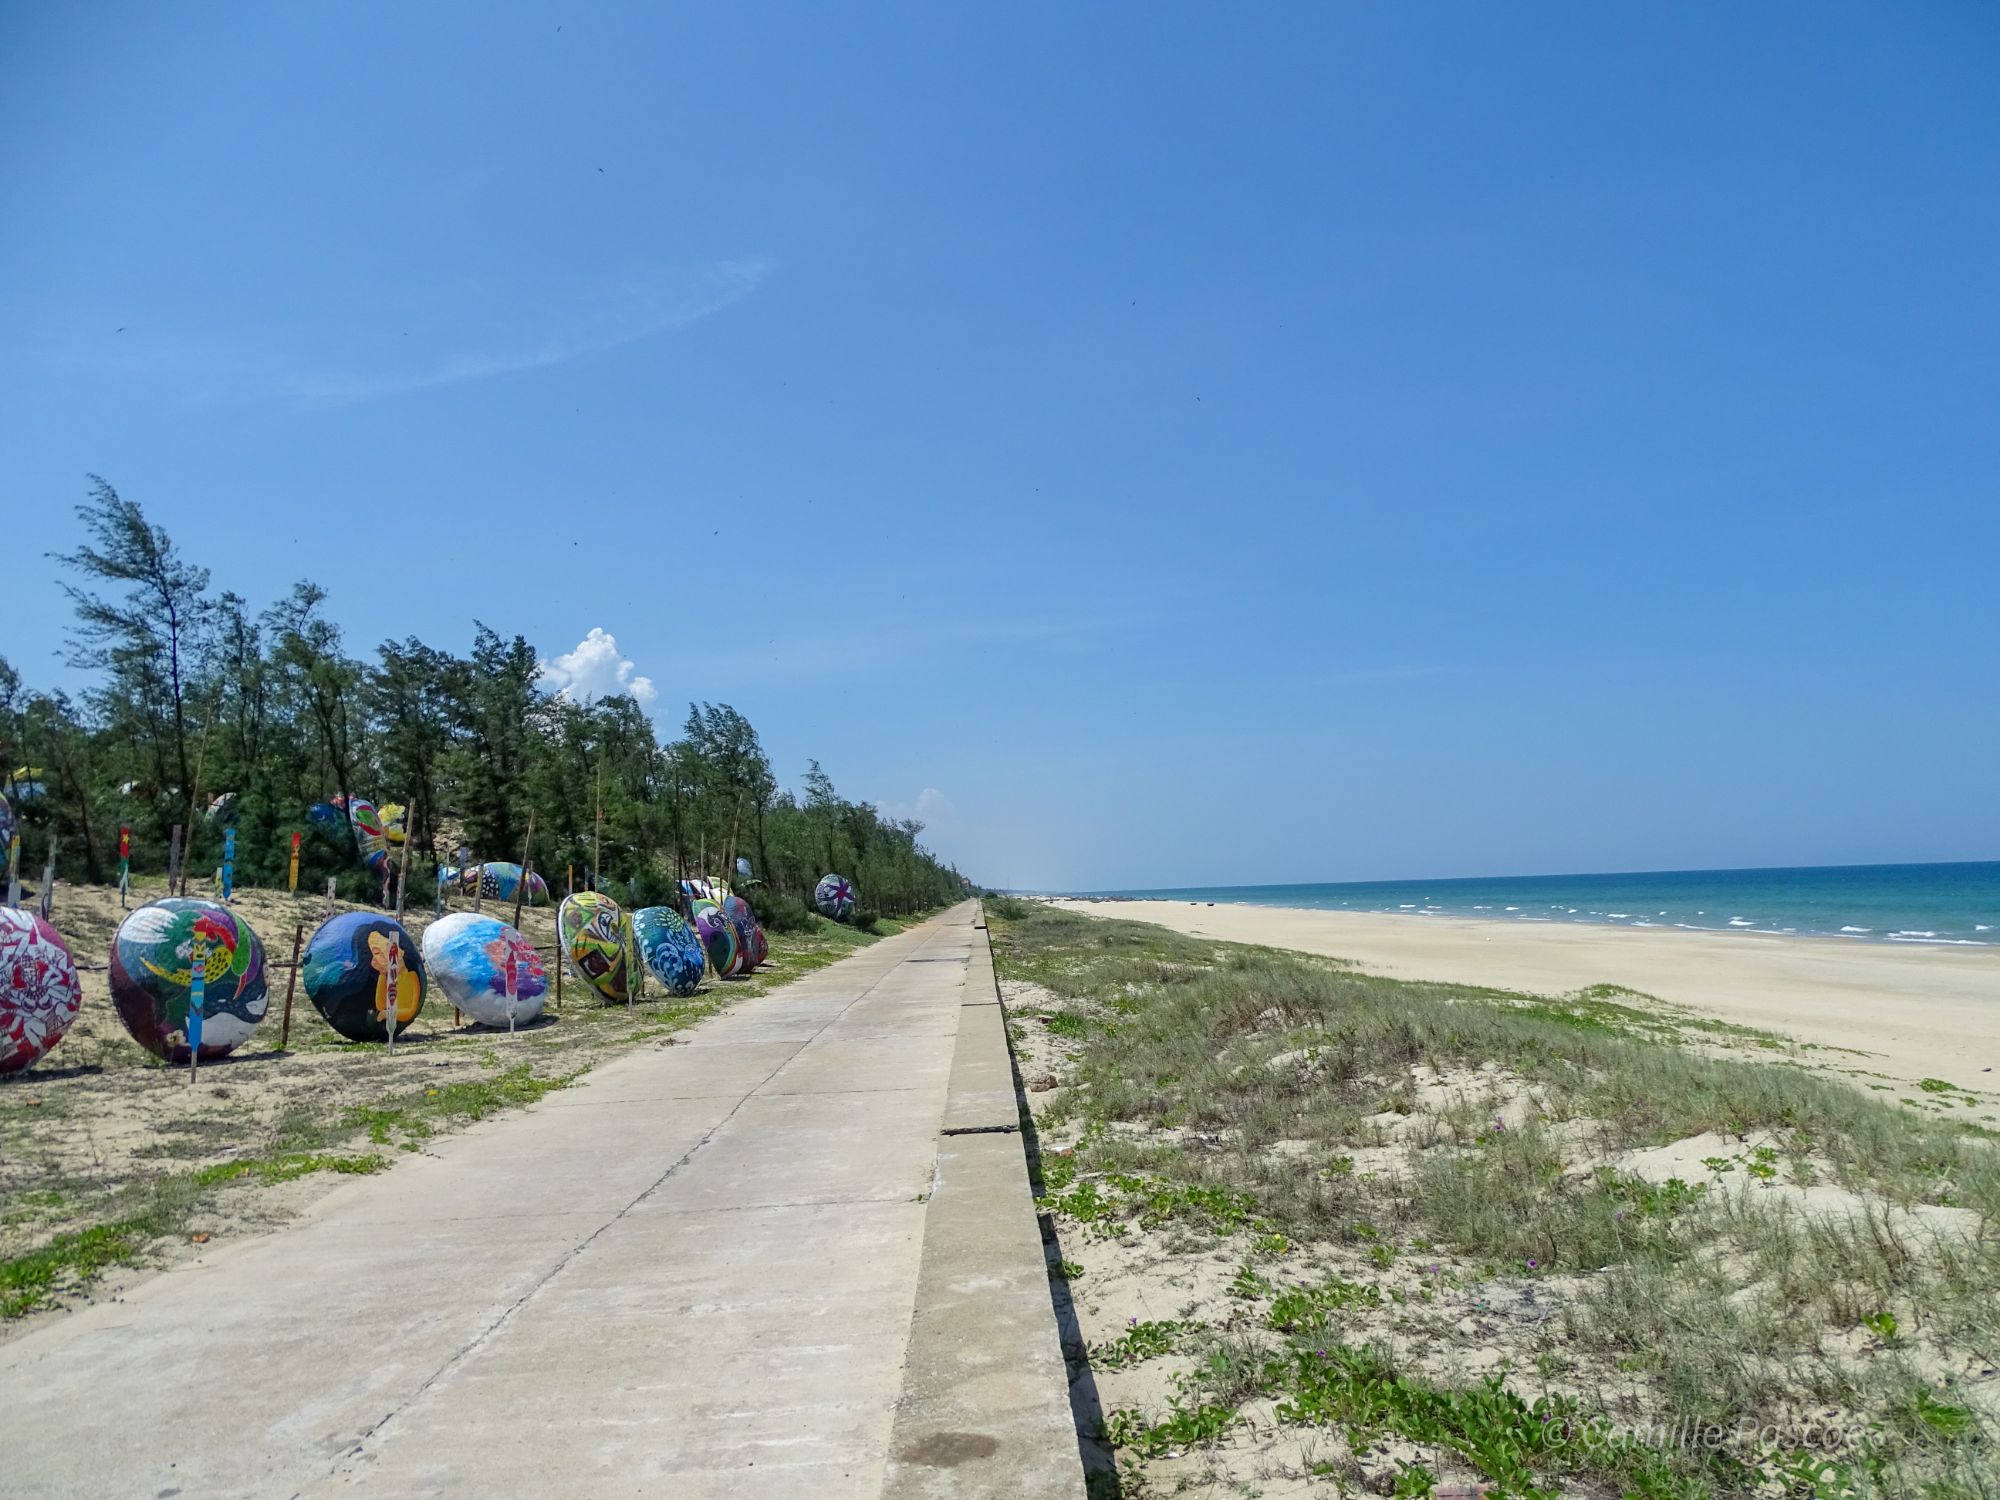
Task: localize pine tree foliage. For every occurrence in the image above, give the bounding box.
[5,482,968,915]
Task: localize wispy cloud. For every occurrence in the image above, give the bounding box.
[691,609,1163,683]
[1296,665,1448,689]
[282,258,773,406]
[46,257,773,409]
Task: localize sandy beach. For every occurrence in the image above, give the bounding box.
[1053,899,2000,1095]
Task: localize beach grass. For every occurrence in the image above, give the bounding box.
[992,899,1998,1499]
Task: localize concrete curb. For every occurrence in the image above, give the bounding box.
[884,911,1086,1499]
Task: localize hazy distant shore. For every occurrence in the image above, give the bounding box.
[1050,897,2000,1095]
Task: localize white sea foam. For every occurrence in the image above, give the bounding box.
[1505,906,1519,911]
[1840,926,1871,934]
[1893,930,1938,939]
[1607,912,1631,919]
[1728,917,1754,927]
[1979,925,1993,932]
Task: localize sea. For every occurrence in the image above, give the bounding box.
[1075,862,2000,947]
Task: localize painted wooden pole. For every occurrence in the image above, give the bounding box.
[5,833,19,909]
[324,876,336,921]
[466,847,481,913]
[118,826,131,910]
[187,925,208,1082]
[505,944,519,1036]
[221,826,236,902]
[287,831,300,894]
[554,944,563,1013]
[383,930,401,1057]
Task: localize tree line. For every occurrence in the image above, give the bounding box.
[3,478,969,920]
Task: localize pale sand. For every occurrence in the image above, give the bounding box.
[1050,900,2000,1097]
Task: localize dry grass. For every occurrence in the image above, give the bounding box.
[1,875,909,1326]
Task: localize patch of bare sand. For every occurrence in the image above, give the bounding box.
[1,876,741,1337]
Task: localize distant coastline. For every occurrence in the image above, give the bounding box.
[1057,860,2000,948]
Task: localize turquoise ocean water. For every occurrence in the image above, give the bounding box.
[1078,863,2000,946]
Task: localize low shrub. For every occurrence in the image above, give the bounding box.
[754,893,818,935]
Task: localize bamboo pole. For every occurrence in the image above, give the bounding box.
[393,801,413,921]
[278,922,304,1049]
[511,811,536,932]
[36,836,56,922]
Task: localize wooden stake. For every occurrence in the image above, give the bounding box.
[278,922,303,1050]
[167,824,183,899]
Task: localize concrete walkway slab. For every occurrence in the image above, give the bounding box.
[0,903,1082,1499]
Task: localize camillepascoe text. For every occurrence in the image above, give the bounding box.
[1529,1413,1869,1455]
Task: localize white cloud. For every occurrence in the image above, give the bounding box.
[886,788,956,829]
[538,628,656,705]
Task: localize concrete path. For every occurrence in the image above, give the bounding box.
[0,902,1083,1499]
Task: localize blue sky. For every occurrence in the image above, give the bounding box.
[5,3,1996,891]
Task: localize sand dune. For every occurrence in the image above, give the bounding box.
[1052,899,2000,1096]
